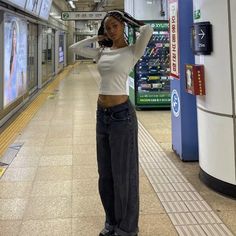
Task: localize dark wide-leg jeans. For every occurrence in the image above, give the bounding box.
[96,99,139,236]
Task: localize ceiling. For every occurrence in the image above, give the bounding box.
[70,0,124,11]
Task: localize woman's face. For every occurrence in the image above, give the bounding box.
[104,16,124,41]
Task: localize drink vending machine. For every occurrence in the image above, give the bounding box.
[128,21,170,109]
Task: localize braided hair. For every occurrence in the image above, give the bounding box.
[98,10,143,48]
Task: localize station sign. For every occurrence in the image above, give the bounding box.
[61,11,106,21]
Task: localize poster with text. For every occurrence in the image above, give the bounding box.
[25,0,43,16]
[169,0,179,79]
[39,0,52,20]
[4,13,27,108]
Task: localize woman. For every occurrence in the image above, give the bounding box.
[69,10,153,236]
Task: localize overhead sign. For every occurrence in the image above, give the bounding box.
[169,0,180,79]
[61,11,107,21]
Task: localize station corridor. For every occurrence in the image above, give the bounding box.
[0,63,236,236]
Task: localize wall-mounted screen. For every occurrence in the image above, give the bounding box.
[1,0,27,10]
[39,0,53,20]
[24,0,43,16]
[4,13,27,108]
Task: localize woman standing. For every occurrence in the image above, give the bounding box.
[70,10,153,236]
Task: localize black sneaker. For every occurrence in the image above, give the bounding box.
[99,228,114,236]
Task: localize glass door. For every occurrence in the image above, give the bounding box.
[27,23,38,93]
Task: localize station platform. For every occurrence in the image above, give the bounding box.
[0,63,236,236]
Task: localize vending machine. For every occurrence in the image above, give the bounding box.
[128,21,170,109]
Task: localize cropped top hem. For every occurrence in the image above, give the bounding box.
[99,90,128,96]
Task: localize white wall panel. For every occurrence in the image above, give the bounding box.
[230,0,236,114]
[198,109,235,185]
[125,0,167,20]
[194,0,233,115]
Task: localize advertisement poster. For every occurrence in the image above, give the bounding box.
[39,0,53,20]
[4,13,27,108]
[169,0,179,79]
[25,0,43,16]
[59,34,64,63]
[1,0,27,9]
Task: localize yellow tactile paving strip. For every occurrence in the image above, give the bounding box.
[0,66,73,157]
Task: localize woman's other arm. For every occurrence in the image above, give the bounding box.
[69,36,100,59]
[133,24,153,61]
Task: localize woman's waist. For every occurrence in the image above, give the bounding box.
[98,94,129,108]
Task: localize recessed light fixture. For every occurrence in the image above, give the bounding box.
[69,1,76,9]
[147,0,153,4]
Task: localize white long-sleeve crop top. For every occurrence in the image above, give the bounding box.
[69,25,153,95]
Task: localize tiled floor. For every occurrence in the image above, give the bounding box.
[0,63,236,236]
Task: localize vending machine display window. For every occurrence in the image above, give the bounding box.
[129,21,170,109]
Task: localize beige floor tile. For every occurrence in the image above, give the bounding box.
[73,154,97,166]
[140,193,165,215]
[17,147,43,157]
[140,177,155,194]
[73,144,96,155]
[0,182,32,199]
[202,193,236,211]
[47,130,73,139]
[24,196,71,220]
[73,136,96,145]
[19,218,72,236]
[17,138,46,147]
[73,166,98,179]
[72,195,104,217]
[35,166,72,181]
[73,130,95,138]
[72,216,104,236]
[44,138,72,146]
[0,168,37,182]
[10,155,40,168]
[139,167,146,177]
[72,179,98,196]
[139,214,178,236]
[0,220,22,236]
[74,121,95,127]
[39,154,72,166]
[43,146,72,155]
[228,225,236,236]
[19,130,48,139]
[0,199,28,220]
[217,211,236,226]
[31,181,72,197]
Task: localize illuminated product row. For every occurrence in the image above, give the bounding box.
[129,21,171,109]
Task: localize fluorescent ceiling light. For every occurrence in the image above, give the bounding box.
[69,1,76,9]
[147,0,153,4]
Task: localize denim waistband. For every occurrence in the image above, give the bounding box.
[97,99,133,114]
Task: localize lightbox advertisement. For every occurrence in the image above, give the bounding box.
[1,0,27,10]
[25,0,43,16]
[4,13,27,108]
[39,0,53,20]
